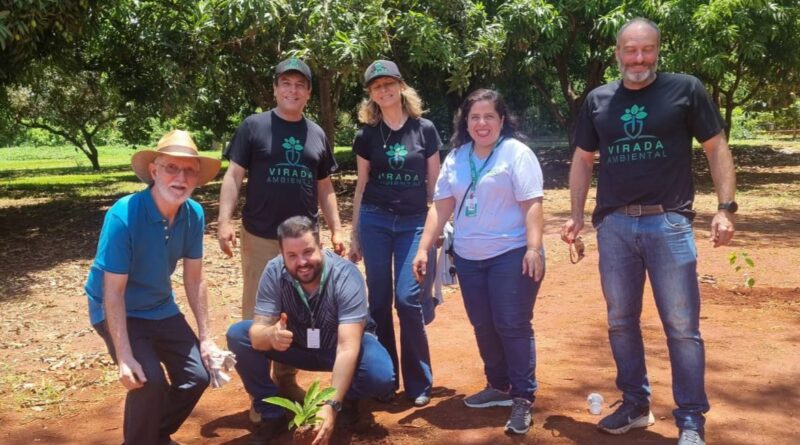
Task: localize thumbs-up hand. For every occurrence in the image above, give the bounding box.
[272,312,293,351]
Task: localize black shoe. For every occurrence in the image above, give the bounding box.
[250,416,287,445]
[338,399,360,426]
[597,400,655,435]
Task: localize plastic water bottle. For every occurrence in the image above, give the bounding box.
[587,393,604,415]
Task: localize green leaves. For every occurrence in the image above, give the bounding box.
[265,380,337,429]
[728,251,756,289]
[282,136,303,151]
[621,105,648,122]
[386,142,407,158]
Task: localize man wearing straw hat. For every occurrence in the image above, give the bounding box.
[85,130,222,445]
[218,57,344,405]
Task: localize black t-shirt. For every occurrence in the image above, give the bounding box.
[352,117,441,215]
[573,73,724,226]
[224,110,338,238]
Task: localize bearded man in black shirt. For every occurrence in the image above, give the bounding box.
[561,18,737,445]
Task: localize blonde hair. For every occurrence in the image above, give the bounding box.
[357,82,424,125]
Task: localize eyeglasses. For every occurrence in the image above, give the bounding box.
[569,236,585,264]
[156,162,199,178]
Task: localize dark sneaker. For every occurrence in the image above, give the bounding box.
[464,386,513,408]
[250,416,287,445]
[337,399,360,426]
[374,391,396,403]
[504,398,532,434]
[597,400,655,435]
[678,429,705,445]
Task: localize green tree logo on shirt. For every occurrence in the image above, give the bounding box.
[282,137,304,165]
[386,143,407,169]
[620,105,648,139]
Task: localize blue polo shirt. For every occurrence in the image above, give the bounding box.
[85,187,205,325]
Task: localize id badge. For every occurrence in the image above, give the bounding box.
[464,192,478,217]
[307,328,321,349]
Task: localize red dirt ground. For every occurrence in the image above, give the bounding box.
[1,143,799,444]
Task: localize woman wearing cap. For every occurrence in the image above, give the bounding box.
[348,60,441,407]
[411,89,545,435]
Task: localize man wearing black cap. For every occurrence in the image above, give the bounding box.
[218,58,344,408]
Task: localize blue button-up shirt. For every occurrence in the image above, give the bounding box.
[85,187,204,324]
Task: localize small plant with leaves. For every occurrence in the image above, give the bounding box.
[265,380,336,444]
[728,251,755,288]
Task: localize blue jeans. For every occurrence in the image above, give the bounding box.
[454,246,543,401]
[358,204,434,399]
[95,314,209,445]
[226,320,395,420]
[597,211,709,431]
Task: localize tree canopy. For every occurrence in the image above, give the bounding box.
[3,0,800,167]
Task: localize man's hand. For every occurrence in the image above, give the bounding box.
[411,250,428,283]
[271,313,293,351]
[330,232,346,256]
[217,220,237,258]
[311,403,336,445]
[118,355,147,390]
[199,339,220,370]
[710,210,735,247]
[561,217,584,245]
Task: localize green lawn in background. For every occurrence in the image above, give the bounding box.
[0,145,355,201]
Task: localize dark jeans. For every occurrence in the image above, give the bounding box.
[358,204,434,399]
[597,211,709,431]
[226,320,396,420]
[454,246,544,401]
[95,314,209,445]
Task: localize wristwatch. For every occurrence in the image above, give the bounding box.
[718,201,738,214]
[324,399,342,412]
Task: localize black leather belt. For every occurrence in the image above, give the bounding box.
[615,204,664,216]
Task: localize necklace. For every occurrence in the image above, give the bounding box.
[379,121,392,149]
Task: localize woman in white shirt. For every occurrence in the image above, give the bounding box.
[412,88,545,435]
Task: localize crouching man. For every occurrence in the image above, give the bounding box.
[227,216,395,445]
[85,130,222,444]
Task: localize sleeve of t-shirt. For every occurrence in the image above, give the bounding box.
[183,200,204,260]
[688,76,725,143]
[422,120,442,158]
[94,209,132,275]
[352,128,371,160]
[223,118,253,168]
[254,259,283,317]
[510,143,545,201]
[335,262,369,324]
[432,149,457,201]
[316,133,338,179]
[573,93,600,152]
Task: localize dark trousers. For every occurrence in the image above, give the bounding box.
[227,320,396,420]
[95,314,210,445]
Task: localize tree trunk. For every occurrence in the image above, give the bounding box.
[316,69,337,146]
[81,127,101,170]
[724,93,734,139]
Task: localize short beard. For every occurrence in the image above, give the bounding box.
[619,59,658,85]
[290,263,322,285]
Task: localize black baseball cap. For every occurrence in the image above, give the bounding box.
[364,60,403,86]
[275,58,312,82]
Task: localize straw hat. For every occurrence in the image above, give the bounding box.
[131,130,221,186]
